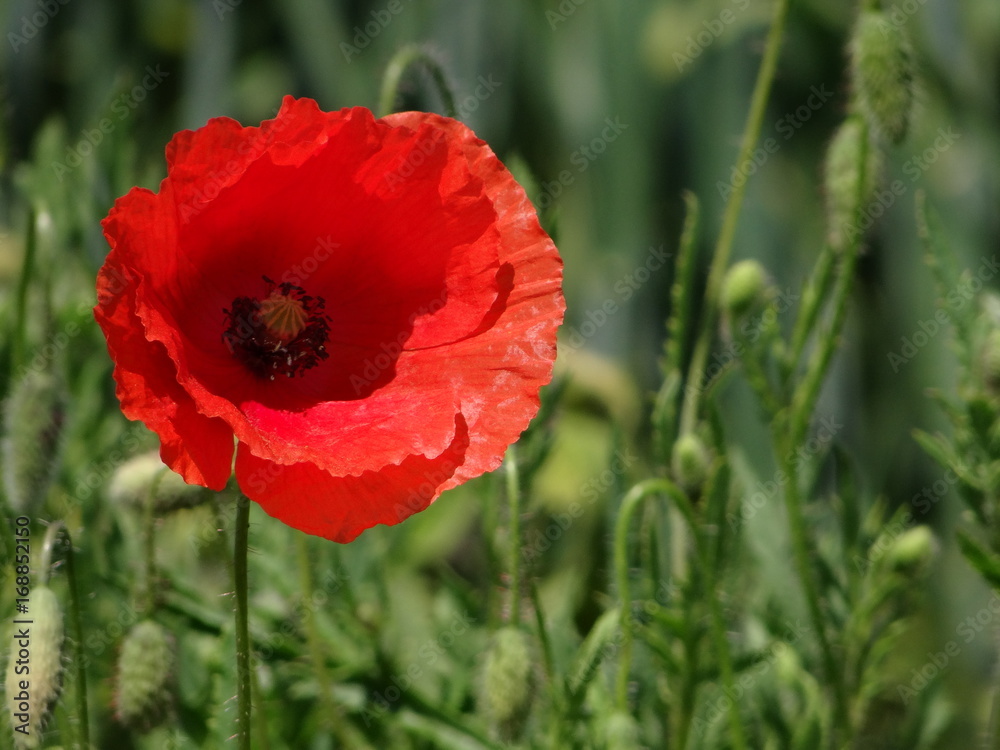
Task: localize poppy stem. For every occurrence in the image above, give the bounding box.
[678,0,790,436]
[378,44,457,119]
[234,496,253,750]
[505,445,522,626]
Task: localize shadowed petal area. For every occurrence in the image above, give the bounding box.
[95,256,234,490]
[235,415,470,543]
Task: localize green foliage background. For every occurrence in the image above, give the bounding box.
[0,0,998,748]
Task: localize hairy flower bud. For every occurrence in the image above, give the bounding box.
[2,371,65,517]
[6,585,63,749]
[850,10,915,144]
[479,626,534,741]
[823,117,882,251]
[115,619,174,731]
[108,450,211,514]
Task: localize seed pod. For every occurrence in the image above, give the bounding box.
[671,433,710,491]
[823,117,882,252]
[479,626,534,741]
[114,619,174,731]
[850,10,915,144]
[5,585,64,749]
[721,260,767,318]
[2,371,65,517]
[108,450,211,514]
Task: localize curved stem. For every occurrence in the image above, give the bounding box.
[679,0,791,435]
[378,44,457,118]
[234,497,252,750]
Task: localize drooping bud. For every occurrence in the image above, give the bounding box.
[2,371,65,516]
[114,619,174,731]
[107,450,211,514]
[850,10,915,144]
[479,626,534,741]
[822,117,882,251]
[671,433,710,491]
[720,260,767,318]
[5,585,63,749]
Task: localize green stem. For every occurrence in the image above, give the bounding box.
[777,439,848,735]
[505,445,522,626]
[614,479,747,750]
[378,44,457,118]
[679,0,791,435]
[234,497,252,750]
[785,243,838,387]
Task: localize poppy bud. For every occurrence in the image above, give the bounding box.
[823,117,882,251]
[604,709,641,750]
[850,10,915,144]
[2,371,65,517]
[114,619,174,731]
[887,526,936,574]
[720,260,767,318]
[5,585,63,749]
[671,433,710,491]
[108,451,211,514]
[479,626,534,740]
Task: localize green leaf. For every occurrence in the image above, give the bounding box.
[565,608,621,704]
[956,530,1000,589]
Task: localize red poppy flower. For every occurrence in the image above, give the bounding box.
[96,96,564,542]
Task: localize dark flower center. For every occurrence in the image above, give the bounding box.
[223,276,331,380]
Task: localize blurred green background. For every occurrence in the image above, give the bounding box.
[1,0,999,747]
